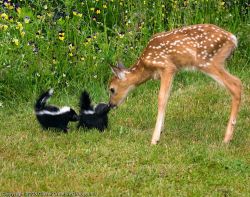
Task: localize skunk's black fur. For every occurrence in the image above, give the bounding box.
[35,89,79,132]
[78,91,110,132]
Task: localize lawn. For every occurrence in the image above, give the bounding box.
[0,0,249,196]
[1,71,250,196]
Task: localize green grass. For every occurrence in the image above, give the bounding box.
[0,0,250,195]
[0,74,250,195]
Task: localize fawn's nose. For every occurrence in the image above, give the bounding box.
[108,102,117,109]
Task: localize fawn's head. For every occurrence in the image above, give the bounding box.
[108,62,135,108]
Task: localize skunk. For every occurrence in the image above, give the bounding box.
[78,91,110,132]
[35,89,79,132]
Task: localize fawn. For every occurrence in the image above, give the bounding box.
[108,24,242,145]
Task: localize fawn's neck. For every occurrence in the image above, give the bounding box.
[128,60,155,86]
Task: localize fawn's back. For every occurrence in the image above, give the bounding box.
[141,24,237,69]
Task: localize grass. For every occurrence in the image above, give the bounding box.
[0,0,250,195]
[0,73,250,195]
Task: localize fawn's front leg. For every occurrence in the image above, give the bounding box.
[151,68,175,145]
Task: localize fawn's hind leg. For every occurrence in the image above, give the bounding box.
[201,65,242,142]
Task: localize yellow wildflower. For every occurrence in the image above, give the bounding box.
[8,16,14,22]
[220,1,225,6]
[96,9,101,14]
[12,38,19,46]
[16,7,21,14]
[58,31,65,41]
[16,22,23,31]
[0,24,8,31]
[24,16,30,23]
[20,31,25,37]
[68,43,75,51]
[52,58,58,64]
[1,13,8,20]
[47,12,53,18]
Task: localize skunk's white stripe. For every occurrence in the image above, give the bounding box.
[40,89,54,104]
[36,106,70,116]
[49,88,54,95]
[83,110,95,115]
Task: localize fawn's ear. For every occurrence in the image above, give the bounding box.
[110,64,129,80]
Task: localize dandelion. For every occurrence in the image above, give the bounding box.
[103,4,107,9]
[12,38,19,46]
[80,56,85,61]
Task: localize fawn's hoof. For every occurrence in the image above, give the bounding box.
[151,140,158,145]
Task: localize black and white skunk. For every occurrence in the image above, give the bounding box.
[78,91,110,132]
[35,89,79,132]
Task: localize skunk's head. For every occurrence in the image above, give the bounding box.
[68,108,79,121]
[94,103,111,116]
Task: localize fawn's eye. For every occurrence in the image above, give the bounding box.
[110,88,115,94]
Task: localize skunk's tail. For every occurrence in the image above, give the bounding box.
[80,90,92,111]
[35,89,53,111]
